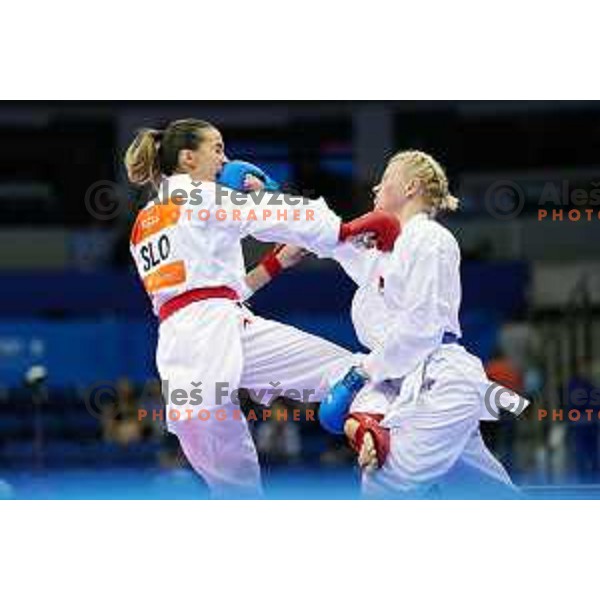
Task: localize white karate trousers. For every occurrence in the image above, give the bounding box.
[353,344,518,498]
[156,299,355,497]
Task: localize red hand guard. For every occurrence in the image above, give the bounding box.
[347,412,391,468]
[339,211,401,252]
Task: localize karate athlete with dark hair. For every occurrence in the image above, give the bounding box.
[125,118,400,497]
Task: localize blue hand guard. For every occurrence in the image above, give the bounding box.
[217,160,280,192]
[318,367,369,435]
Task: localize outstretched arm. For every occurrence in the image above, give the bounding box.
[237,173,312,296]
[215,161,400,257]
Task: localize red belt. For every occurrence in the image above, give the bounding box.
[158,286,240,323]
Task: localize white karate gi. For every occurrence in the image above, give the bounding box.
[130,175,356,497]
[332,212,527,498]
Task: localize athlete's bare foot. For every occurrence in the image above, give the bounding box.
[344,417,379,471]
[358,431,378,471]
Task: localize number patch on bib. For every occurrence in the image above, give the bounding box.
[131,204,186,294]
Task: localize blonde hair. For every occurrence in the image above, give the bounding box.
[388,150,459,215]
[124,119,214,186]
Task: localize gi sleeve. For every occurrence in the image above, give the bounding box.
[213,186,341,258]
[330,242,379,286]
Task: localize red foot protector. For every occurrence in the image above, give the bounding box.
[347,412,391,468]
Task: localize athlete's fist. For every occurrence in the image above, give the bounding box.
[217,160,280,192]
[243,174,265,192]
[258,244,309,278]
[339,211,400,252]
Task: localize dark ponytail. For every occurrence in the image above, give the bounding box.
[124,118,214,186]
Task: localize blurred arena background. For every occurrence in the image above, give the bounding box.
[1,100,600,499]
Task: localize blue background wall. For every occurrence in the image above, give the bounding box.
[0,261,529,387]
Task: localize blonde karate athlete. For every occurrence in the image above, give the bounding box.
[125,118,399,498]
[319,150,528,498]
